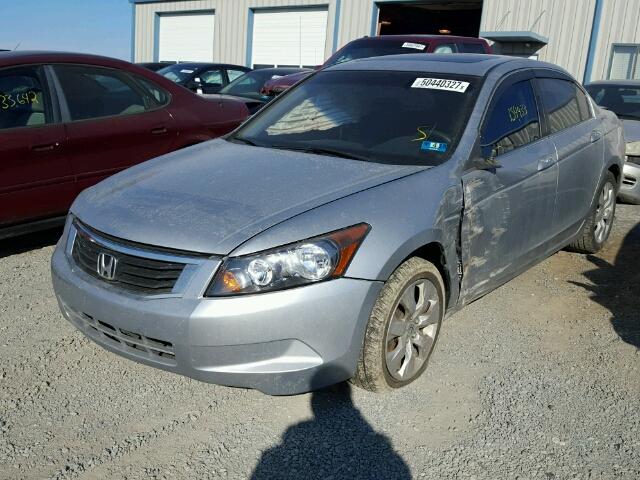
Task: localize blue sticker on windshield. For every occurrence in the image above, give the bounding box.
[421,141,448,153]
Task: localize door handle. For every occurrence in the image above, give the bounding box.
[150,126,167,135]
[537,154,555,171]
[31,142,60,152]
[591,129,603,143]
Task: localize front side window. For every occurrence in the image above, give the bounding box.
[586,84,640,121]
[538,78,590,134]
[0,66,51,130]
[231,70,479,166]
[481,80,540,157]
[219,70,274,99]
[54,65,151,121]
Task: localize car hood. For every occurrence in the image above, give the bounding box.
[267,71,313,89]
[71,139,423,255]
[622,119,640,143]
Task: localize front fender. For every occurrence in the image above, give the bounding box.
[230,166,463,302]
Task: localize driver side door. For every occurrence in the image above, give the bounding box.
[460,72,558,303]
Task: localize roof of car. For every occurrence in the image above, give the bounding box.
[355,35,488,43]
[0,50,132,67]
[166,62,249,70]
[326,53,560,77]
[587,80,640,86]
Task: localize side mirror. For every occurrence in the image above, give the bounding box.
[188,77,203,94]
[479,143,502,169]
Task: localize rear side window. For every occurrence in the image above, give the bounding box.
[538,78,591,134]
[135,76,170,107]
[54,65,153,121]
[481,80,541,157]
[433,44,457,54]
[199,69,223,87]
[0,66,51,130]
[227,69,247,82]
[459,43,486,54]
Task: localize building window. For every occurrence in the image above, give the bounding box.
[608,45,640,80]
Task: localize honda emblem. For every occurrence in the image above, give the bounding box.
[97,252,118,280]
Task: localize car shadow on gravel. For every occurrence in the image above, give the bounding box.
[571,222,640,349]
[251,372,410,480]
[0,227,63,259]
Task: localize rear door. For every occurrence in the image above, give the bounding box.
[535,75,604,238]
[52,64,176,193]
[0,65,74,227]
[460,73,558,301]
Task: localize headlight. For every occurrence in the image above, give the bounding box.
[206,223,370,296]
[626,141,640,157]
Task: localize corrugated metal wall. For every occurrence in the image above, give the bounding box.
[589,0,640,81]
[134,0,339,65]
[480,0,595,81]
[136,0,640,83]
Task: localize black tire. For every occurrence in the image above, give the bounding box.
[568,171,617,254]
[351,257,445,392]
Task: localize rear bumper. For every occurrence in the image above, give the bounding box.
[51,226,382,395]
[619,161,640,204]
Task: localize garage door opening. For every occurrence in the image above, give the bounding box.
[376,1,483,38]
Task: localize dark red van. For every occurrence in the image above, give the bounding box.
[262,35,492,96]
[0,52,249,239]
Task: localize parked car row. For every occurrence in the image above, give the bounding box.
[0,51,249,239]
[585,81,640,204]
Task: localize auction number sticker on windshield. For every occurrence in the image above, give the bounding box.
[402,42,426,50]
[411,78,469,93]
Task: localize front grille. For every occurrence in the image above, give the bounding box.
[72,224,186,294]
[628,155,640,165]
[69,308,176,366]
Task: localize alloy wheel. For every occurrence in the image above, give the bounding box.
[385,279,440,381]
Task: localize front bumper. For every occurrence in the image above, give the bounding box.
[619,161,640,204]
[51,223,382,395]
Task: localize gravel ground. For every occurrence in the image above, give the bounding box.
[0,205,638,480]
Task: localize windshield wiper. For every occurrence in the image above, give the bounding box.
[227,136,261,147]
[270,145,370,161]
[616,114,640,121]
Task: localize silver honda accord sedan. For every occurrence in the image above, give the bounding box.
[52,54,624,395]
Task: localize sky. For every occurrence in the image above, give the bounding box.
[0,0,132,60]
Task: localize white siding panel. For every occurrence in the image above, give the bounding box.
[590,0,640,81]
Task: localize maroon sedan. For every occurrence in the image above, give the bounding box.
[0,51,249,239]
[262,34,492,96]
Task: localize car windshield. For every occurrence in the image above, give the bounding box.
[230,70,479,166]
[325,39,430,68]
[219,70,281,99]
[156,64,197,84]
[586,84,640,121]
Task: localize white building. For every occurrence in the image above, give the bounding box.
[131,0,640,83]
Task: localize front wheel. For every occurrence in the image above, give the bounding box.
[568,171,617,254]
[351,257,445,392]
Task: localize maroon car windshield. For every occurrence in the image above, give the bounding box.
[324,39,430,68]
